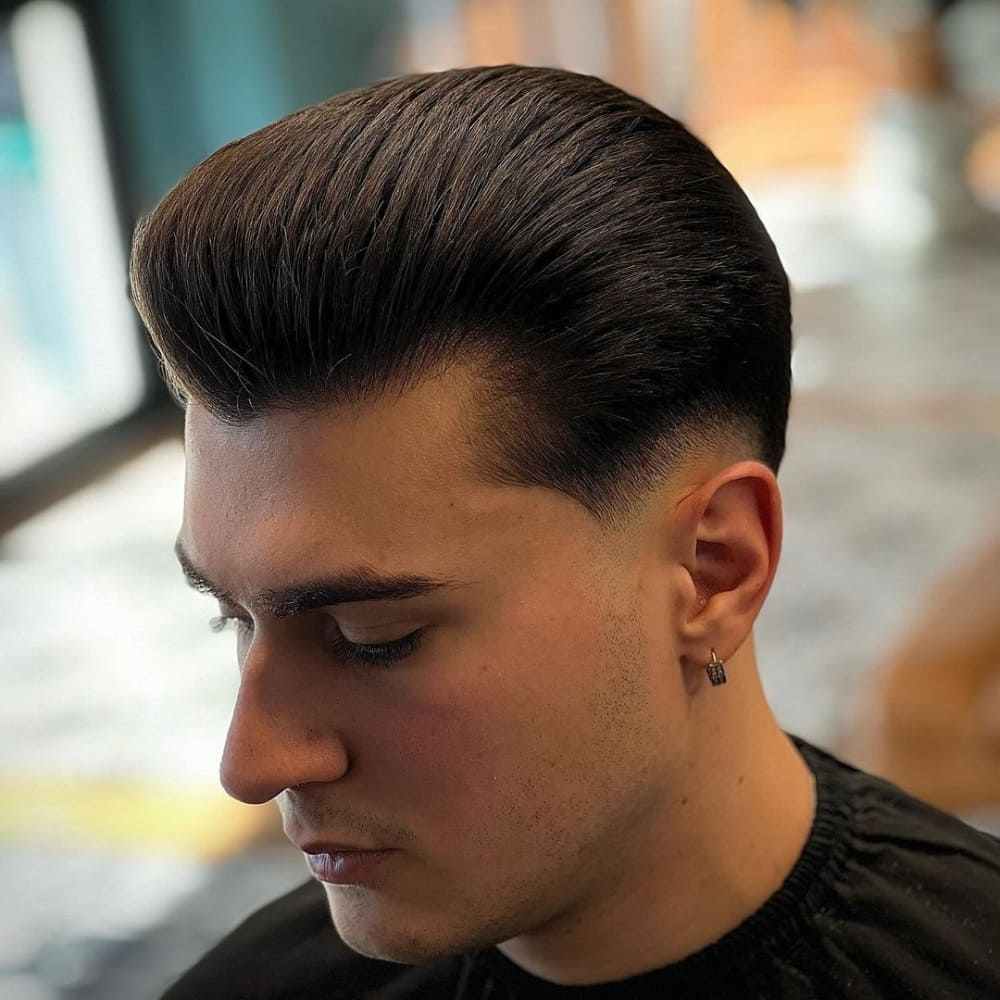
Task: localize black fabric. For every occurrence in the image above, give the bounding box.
[161,737,1000,999]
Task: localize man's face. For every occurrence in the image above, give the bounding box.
[179,367,691,963]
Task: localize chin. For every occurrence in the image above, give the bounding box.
[325,889,468,965]
[325,885,516,966]
[332,914,472,966]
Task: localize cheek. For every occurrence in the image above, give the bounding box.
[352,596,656,843]
[353,664,548,820]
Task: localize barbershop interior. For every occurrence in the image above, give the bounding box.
[1,0,998,996]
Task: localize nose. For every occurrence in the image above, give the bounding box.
[219,643,350,805]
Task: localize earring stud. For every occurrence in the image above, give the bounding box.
[706,648,727,686]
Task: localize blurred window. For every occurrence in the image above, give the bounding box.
[0,0,144,478]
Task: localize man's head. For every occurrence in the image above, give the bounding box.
[131,64,790,524]
[131,66,793,969]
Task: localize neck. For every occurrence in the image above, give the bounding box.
[497,641,817,985]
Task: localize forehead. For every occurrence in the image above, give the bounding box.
[187,368,471,501]
[179,368,585,591]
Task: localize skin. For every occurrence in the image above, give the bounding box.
[179,364,816,986]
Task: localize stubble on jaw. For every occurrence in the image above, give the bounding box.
[348,605,668,968]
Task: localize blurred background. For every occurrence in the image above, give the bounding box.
[0,0,998,996]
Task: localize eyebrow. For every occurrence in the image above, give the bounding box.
[174,540,462,617]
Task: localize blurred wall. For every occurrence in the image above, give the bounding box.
[91,0,404,216]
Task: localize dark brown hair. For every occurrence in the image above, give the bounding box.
[130,64,791,522]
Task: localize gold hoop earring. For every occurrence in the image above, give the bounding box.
[706,648,727,686]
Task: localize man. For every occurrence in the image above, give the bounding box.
[131,65,1000,999]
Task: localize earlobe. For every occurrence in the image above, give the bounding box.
[676,462,782,666]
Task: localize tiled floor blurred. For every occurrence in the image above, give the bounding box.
[2,227,998,999]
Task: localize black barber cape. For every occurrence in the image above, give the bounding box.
[161,738,1000,999]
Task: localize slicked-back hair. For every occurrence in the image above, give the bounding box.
[130,64,791,523]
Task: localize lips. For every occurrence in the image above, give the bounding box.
[297,841,380,854]
[304,847,396,885]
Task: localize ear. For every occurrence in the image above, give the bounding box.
[672,461,782,672]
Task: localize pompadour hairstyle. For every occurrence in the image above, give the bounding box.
[130,64,791,522]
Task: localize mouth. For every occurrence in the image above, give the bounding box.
[302,847,397,885]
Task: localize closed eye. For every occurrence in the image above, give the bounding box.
[208,614,423,669]
[327,627,424,668]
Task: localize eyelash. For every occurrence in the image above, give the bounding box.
[208,615,423,669]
